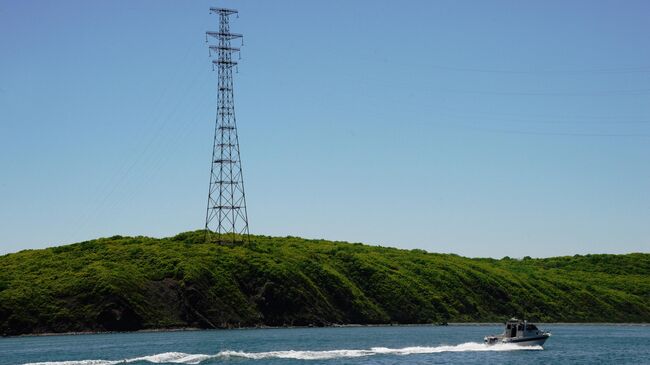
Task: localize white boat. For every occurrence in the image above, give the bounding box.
[484,318,551,347]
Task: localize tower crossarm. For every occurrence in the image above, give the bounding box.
[209,45,240,53]
[212,59,238,66]
[209,7,238,16]
[206,31,243,40]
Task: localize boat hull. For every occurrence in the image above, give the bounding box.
[485,334,549,347]
[506,335,549,347]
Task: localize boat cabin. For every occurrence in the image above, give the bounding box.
[503,318,541,338]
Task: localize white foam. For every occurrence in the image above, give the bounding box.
[217,342,541,360]
[369,342,542,354]
[217,349,375,360]
[23,342,542,364]
[126,352,213,364]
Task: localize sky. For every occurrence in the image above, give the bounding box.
[1,0,649,258]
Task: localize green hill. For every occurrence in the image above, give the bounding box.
[1,231,648,336]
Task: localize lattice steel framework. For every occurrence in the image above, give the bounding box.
[204,7,249,244]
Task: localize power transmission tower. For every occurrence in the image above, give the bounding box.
[204,7,249,244]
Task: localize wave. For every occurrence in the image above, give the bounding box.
[23,342,542,365]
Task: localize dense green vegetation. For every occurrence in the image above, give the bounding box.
[1,231,648,335]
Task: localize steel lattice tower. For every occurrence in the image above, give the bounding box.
[204,7,249,244]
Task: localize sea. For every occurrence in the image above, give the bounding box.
[1,325,649,365]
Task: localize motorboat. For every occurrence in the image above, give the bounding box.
[484,318,551,346]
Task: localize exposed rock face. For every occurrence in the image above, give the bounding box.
[97,301,142,331]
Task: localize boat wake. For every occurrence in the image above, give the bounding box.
[23,342,542,364]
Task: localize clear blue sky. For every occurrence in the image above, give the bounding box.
[1,0,649,258]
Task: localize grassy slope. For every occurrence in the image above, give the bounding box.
[0,231,648,335]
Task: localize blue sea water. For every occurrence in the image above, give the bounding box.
[1,325,649,365]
